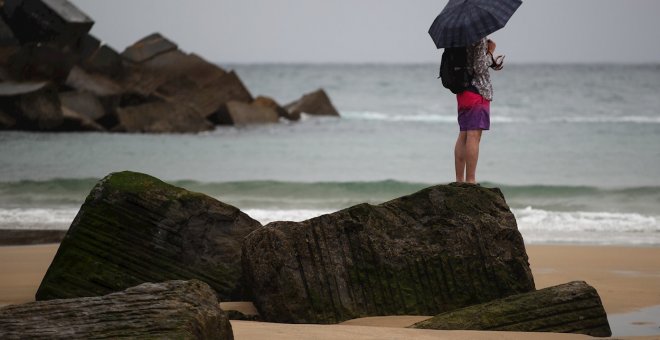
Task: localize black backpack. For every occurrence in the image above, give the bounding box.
[439,47,472,94]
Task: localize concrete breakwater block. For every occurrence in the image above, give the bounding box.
[0,80,63,130]
[285,88,341,117]
[411,281,612,337]
[3,0,94,47]
[242,183,535,324]
[121,32,178,63]
[114,100,214,133]
[0,280,234,339]
[36,171,262,301]
[218,100,280,125]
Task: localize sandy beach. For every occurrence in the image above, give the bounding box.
[1,243,658,339]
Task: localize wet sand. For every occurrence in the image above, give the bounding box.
[1,244,659,339]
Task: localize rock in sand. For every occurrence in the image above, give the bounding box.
[36,171,262,301]
[411,281,612,337]
[242,183,535,324]
[0,280,233,339]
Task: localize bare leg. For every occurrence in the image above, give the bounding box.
[465,130,483,184]
[454,131,467,182]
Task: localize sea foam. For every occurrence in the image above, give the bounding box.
[2,206,658,246]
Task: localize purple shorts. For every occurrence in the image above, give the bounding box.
[457,90,490,131]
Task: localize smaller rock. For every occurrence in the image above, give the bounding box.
[155,70,253,123]
[411,281,611,337]
[71,33,101,63]
[0,280,234,339]
[0,81,63,130]
[254,96,299,121]
[64,66,124,129]
[7,43,78,82]
[60,106,105,132]
[65,66,124,97]
[82,44,124,77]
[3,0,94,47]
[284,88,340,117]
[115,101,214,133]
[121,47,227,96]
[59,91,106,121]
[219,101,280,125]
[122,32,178,63]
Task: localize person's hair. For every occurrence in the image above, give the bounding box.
[489,53,505,71]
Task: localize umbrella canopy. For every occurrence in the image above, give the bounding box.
[429,0,522,49]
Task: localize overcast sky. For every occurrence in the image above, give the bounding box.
[70,0,660,64]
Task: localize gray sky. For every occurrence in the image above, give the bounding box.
[71,0,660,64]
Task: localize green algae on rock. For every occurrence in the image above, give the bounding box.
[36,171,261,301]
[242,183,535,324]
[411,281,612,337]
[1,280,234,339]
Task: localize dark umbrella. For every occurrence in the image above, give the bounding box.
[428,0,522,49]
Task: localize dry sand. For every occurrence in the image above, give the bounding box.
[1,243,659,339]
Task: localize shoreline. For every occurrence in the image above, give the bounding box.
[1,243,659,338]
[1,244,659,312]
[2,228,660,248]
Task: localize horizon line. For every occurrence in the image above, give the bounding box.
[215,61,660,66]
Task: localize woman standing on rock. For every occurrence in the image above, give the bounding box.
[428,0,521,184]
[453,38,503,184]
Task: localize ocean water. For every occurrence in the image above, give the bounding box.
[1,64,659,245]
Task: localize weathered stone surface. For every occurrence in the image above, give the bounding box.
[0,16,19,63]
[218,100,279,125]
[65,65,124,97]
[411,281,611,337]
[71,33,100,62]
[60,106,105,131]
[155,70,253,122]
[0,81,63,130]
[3,0,94,47]
[0,280,234,340]
[59,90,105,121]
[63,66,123,129]
[122,32,178,63]
[36,171,262,301]
[242,183,535,324]
[284,88,340,117]
[7,43,77,82]
[115,101,214,133]
[81,44,123,77]
[254,95,299,121]
[122,48,227,96]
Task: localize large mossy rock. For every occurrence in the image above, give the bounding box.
[411,281,611,337]
[36,171,262,301]
[0,280,234,339]
[242,183,535,324]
